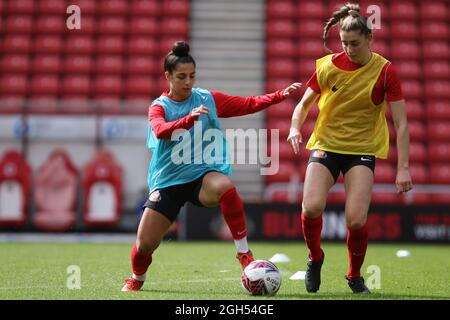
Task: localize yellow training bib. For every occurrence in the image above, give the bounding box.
[306,52,390,159]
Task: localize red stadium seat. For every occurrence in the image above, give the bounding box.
[65,35,94,54]
[30,75,59,95]
[62,75,91,95]
[37,0,67,14]
[300,120,316,139]
[370,40,390,58]
[422,41,449,59]
[395,60,421,80]
[130,0,159,16]
[409,142,427,163]
[389,1,418,20]
[96,95,122,114]
[401,80,423,100]
[423,61,449,80]
[98,17,127,34]
[429,164,450,184]
[297,1,326,19]
[0,150,32,227]
[298,39,326,57]
[298,59,316,77]
[266,20,296,39]
[390,41,420,60]
[6,0,34,13]
[265,161,296,184]
[409,163,428,184]
[327,191,347,205]
[0,95,26,114]
[420,1,448,20]
[129,17,158,35]
[98,0,128,15]
[32,55,61,74]
[34,35,63,54]
[95,55,123,74]
[69,0,97,15]
[160,18,188,37]
[5,15,33,33]
[82,149,123,227]
[266,1,297,19]
[35,15,65,34]
[387,144,397,164]
[161,0,190,17]
[265,99,295,119]
[408,120,426,142]
[266,39,296,58]
[1,55,30,73]
[0,74,28,95]
[428,143,450,162]
[430,194,450,205]
[391,22,419,40]
[126,56,159,75]
[298,20,323,38]
[59,96,92,114]
[371,24,391,41]
[405,100,424,120]
[267,59,296,78]
[96,36,125,54]
[425,81,450,99]
[371,192,403,205]
[374,162,396,183]
[421,22,448,40]
[123,96,152,115]
[1,35,32,53]
[125,76,158,96]
[94,76,123,95]
[63,55,93,74]
[128,37,159,55]
[27,95,59,114]
[426,100,450,120]
[67,15,96,34]
[34,149,78,231]
[427,121,450,141]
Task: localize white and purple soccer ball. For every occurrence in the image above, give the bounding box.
[241,259,281,296]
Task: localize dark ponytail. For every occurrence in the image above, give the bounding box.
[322,3,372,53]
[164,41,196,73]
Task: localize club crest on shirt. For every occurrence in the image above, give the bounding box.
[313,150,327,159]
[149,190,161,202]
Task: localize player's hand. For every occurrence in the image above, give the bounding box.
[287,127,302,155]
[283,82,302,98]
[396,168,413,194]
[191,105,209,118]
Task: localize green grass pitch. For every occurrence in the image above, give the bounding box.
[0,241,449,300]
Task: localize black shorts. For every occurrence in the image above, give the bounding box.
[308,149,376,182]
[143,173,211,223]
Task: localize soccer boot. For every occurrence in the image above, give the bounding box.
[346,276,371,293]
[236,250,254,270]
[305,249,325,293]
[121,277,144,292]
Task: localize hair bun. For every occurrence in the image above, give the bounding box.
[172,41,190,57]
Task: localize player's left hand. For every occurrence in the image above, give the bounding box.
[396,168,413,193]
[283,82,302,98]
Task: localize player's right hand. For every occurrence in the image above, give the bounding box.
[287,127,302,155]
[191,105,209,118]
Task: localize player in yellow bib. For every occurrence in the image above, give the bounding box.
[288,3,413,294]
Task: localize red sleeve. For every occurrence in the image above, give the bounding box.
[384,63,404,102]
[212,90,286,118]
[148,104,197,139]
[306,72,321,94]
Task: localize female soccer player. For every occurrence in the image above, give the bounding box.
[287,3,412,293]
[122,41,302,292]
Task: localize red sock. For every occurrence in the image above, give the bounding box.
[301,212,323,261]
[346,224,368,279]
[131,244,152,276]
[219,187,247,240]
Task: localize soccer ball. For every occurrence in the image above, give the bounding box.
[241,259,281,296]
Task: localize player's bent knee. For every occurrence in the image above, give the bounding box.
[302,201,325,218]
[136,239,159,255]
